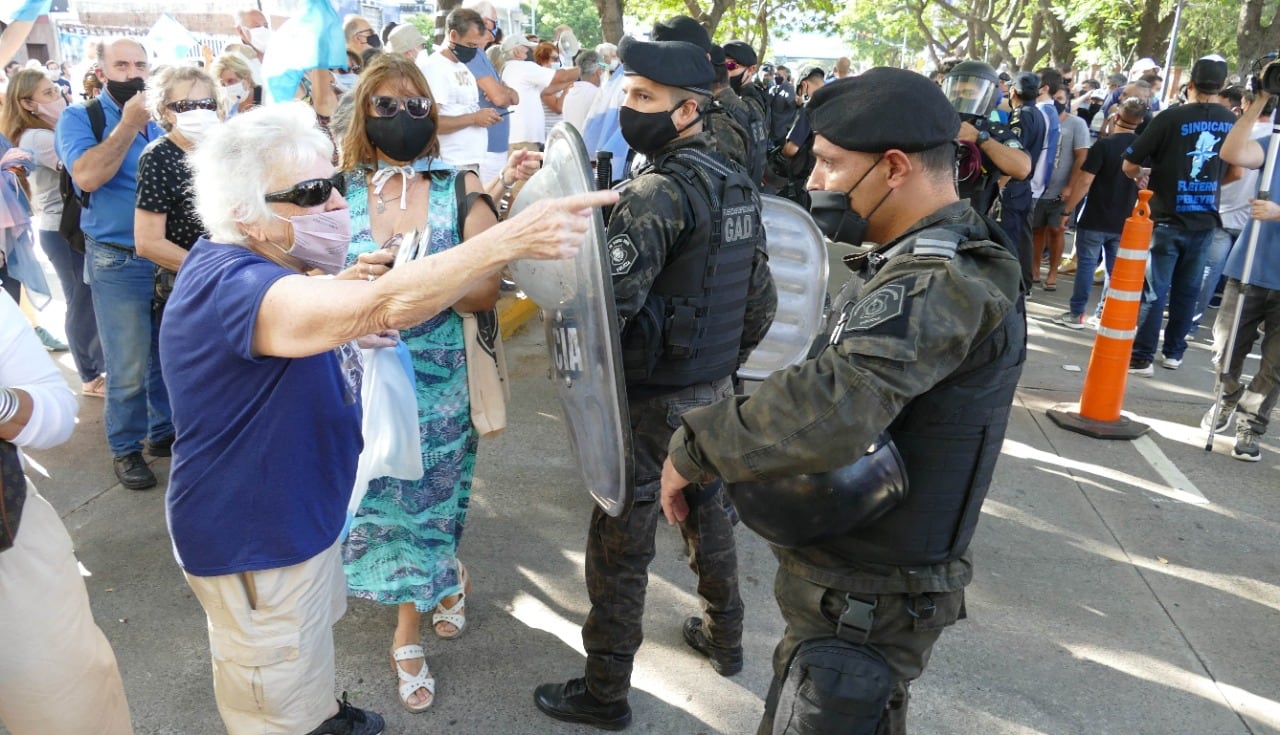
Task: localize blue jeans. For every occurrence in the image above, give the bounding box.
[86,237,172,457]
[39,228,104,383]
[1189,227,1238,333]
[1133,224,1214,363]
[1069,228,1120,316]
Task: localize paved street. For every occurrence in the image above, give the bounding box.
[10,258,1280,735]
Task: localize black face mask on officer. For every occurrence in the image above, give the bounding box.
[808,155,892,246]
[619,97,701,158]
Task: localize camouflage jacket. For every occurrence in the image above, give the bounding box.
[707,90,751,174]
[667,200,1023,592]
[607,132,776,368]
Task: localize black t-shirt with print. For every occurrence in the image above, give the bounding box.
[1122,102,1236,231]
[1078,132,1139,234]
[136,136,205,250]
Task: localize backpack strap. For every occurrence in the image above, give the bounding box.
[453,170,498,237]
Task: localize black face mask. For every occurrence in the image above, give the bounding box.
[366,111,437,163]
[807,156,890,245]
[106,77,146,105]
[619,102,700,158]
[1053,99,1067,115]
[366,34,382,49]
[452,43,477,63]
[729,73,745,93]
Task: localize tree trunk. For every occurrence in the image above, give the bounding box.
[1236,0,1280,81]
[1021,4,1044,70]
[434,0,462,46]
[594,0,626,44]
[1133,0,1174,62]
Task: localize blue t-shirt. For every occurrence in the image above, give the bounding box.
[159,239,363,576]
[466,51,510,155]
[53,92,161,246]
[1224,136,1280,292]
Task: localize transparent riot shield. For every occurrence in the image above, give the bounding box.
[737,194,830,382]
[508,124,634,517]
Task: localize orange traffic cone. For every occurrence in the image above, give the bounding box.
[1047,190,1154,439]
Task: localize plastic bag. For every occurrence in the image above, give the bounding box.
[346,342,423,531]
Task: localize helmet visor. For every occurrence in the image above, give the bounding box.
[942,74,999,118]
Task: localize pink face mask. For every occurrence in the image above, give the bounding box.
[272,209,352,274]
[36,96,67,122]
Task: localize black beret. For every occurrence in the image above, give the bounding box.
[807,67,960,153]
[618,37,714,94]
[651,15,709,51]
[709,43,726,67]
[722,40,757,68]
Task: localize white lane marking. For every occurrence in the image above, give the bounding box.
[1133,434,1209,504]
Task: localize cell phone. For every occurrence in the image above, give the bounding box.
[496,108,513,117]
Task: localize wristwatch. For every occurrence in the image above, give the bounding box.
[976,130,991,144]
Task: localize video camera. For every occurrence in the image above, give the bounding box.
[1247,53,1280,96]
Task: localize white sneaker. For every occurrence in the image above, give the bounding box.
[1161,356,1182,370]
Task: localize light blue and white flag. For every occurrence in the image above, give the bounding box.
[145,13,198,66]
[261,0,347,105]
[0,0,50,23]
[581,66,629,184]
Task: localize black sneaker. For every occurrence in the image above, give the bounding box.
[1128,358,1154,376]
[113,452,157,490]
[533,678,632,731]
[681,617,743,676]
[305,694,384,735]
[1233,421,1262,462]
[146,434,175,458]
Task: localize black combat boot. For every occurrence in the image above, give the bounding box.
[682,617,744,676]
[533,677,632,731]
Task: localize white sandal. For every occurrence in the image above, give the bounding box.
[432,561,470,639]
[391,644,435,713]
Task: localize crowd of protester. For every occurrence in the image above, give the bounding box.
[0,4,1277,734]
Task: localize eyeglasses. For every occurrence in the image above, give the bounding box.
[264,173,347,207]
[355,29,377,42]
[166,98,218,113]
[725,60,739,71]
[370,95,433,119]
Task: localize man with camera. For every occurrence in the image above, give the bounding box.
[1203,67,1280,462]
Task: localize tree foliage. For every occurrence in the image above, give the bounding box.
[525,0,605,48]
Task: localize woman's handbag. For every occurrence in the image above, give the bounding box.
[462,309,509,438]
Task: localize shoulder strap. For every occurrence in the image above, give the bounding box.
[453,170,498,236]
[86,98,106,142]
[908,227,962,259]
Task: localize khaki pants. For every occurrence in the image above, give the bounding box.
[0,489,133,735]
[185,543,347,735]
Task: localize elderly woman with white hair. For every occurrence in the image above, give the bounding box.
[158,101,615,735]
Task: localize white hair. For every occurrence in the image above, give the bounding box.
[595,43,617,60]
[190,102,334,245]
[462,0,497,17]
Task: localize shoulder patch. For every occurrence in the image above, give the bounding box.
[608,234,639,276]
[845,282,906,332]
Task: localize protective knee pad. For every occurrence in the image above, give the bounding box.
[771,637,893,735]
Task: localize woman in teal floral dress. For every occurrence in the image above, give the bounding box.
[335,53,538,713]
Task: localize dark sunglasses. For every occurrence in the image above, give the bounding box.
[725,60,739,71]
[264,173,347,207]
[370,95,433,119]
[166,98,218,113]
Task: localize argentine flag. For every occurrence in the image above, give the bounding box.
[581,65,629,185]
[0,0,50,22]
[261,0,347,105]
[145,14,198,66]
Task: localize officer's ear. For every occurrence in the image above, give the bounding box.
[881,149,914,189]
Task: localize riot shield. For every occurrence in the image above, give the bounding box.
[508,124,634,517]
[737,194,830,382]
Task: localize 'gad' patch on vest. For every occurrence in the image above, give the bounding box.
[844,282,907,333]
[608,234,639,276]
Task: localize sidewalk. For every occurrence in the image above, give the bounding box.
[10,263,1280,734]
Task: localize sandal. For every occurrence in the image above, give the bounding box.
[391,644,435,713]
[82,375,107,398]
[432,561,471,639]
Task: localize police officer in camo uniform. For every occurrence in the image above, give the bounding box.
[659,69,1027,734]
[534,37,776,731]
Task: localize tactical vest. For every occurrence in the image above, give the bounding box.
[721,92,767,184]
[738,83,772,154]
[827,228,1026,566]
[622,147,764,389]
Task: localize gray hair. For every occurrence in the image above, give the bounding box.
[189,102,334,245]
[146,64,219,131]
[595,42,617,61]
[462,0,497,18]
[576,50,601,79]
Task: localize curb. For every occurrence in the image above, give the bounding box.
[496,293,540,340]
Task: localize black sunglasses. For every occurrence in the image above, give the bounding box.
[264,173,347,207]
[166,98,218,113]
[370,95,433,119]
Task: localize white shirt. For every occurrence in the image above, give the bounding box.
[418,51,485,168]
[562,80,598,133]
[0,295,77,450]
[501,60,556,145]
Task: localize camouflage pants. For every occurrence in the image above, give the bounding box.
[582,379,742,703]
[758,565,965,735]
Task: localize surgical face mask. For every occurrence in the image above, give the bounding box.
[619,101,699,158]
[451,43,478,63]
[807,156,889,246]
[173,108,219,144]
[36,96,67,121]
[608,58,620,72]
[248,26,272,54]
[332,72,359,94]
[224,81,249,106]
[271,209,352,275]
[106,77,146,104]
